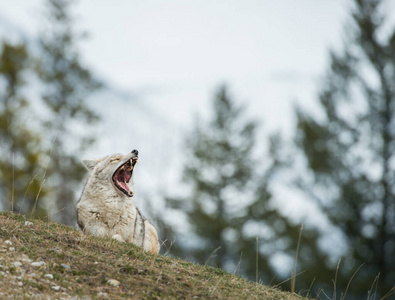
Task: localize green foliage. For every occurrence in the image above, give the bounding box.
[37,0,102,225]
[0,41,48,218]
[295,0,395,297]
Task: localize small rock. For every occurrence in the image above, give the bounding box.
[16,276,22,281]
[31,261,46,267]
[12,262,22,268]
[61,292,71,299]
[29,273,36,277]
[107,279,120,287]
[60,264,71,269]
[9,247,15,252]
[51,285,60,291]
[18,282,23,287]
[98,292,108,297]
[4,240,12,246]
[50,248,63,255]
[24,221,34,227]
[112,234,123,242]
[21,256,32,263]
[44,274,54,279]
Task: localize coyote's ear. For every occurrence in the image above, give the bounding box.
[82,159,99,172]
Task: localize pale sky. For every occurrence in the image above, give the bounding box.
[75,0,348,131]
[0,0,350,234]
[0,0,348,128]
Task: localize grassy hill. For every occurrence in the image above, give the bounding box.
[0,212,305,299]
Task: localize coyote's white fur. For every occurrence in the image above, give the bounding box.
[76,150,160,254]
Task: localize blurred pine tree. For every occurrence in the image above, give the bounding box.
[37,0,102,225]
[161,86,321,288]
[0,42,48,218]
[295,0,395,297]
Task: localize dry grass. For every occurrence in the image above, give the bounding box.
[0,211,306,299]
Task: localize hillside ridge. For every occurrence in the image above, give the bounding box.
[0,212,304,299]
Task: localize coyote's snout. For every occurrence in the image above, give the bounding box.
[76,150,160,254]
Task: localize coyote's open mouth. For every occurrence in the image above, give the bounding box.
[112,157,138,197]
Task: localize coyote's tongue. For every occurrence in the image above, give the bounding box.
[112,158,136,197]
[117,169,131,193]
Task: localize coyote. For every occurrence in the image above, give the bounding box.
[76,150,160,254]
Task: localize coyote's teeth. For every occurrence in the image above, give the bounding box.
[130,158,137,171]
